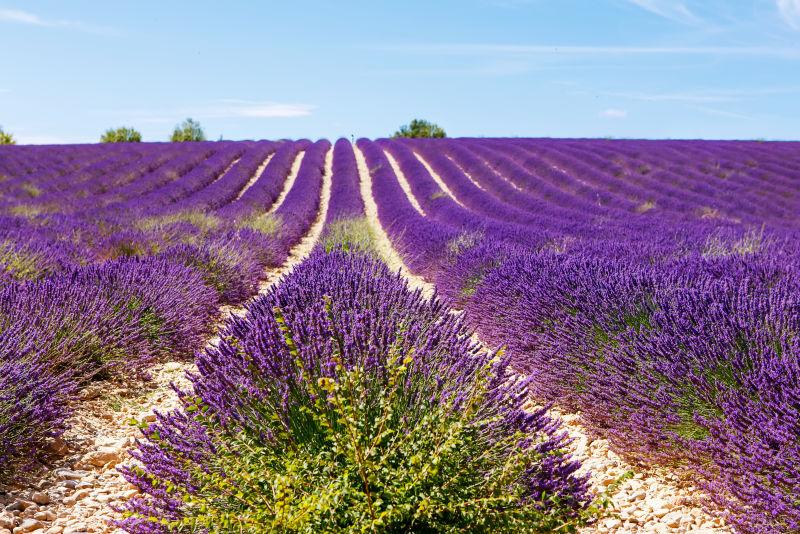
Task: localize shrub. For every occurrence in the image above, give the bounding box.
[236,212,281,236]
[165,241,263,305]
[0,257,218,481]
[170,118,206,143]
[0,240,51,281]
[101,127,143,143]
[95,230,159,260]
[136,211,221,234]
[0,355,75,480]
[464,250,800,532]
[393,119,446,139]
[119,251,591,533]
[320,216,379,256]
[0,127,15,145]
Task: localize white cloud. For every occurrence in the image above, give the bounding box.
[136,117,173,125]
[777,0,800,29]
[382,43,800,59]
[600,108,628,119]
[625,0,700,24]
[604,91,738,103]
[0,8,50,25]
[119,100,315,124]
[690,105,753,120]
[0,8,114,34]
[13,134,72,145]
[602,86,800,103]
[215,100,314,118]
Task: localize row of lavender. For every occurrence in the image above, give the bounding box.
[359,137,800,533]
[114,139,595,532]
[0,138,331,483]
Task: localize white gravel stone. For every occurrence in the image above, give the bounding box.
[12,518,42,533]
[53,471,84,482]
[32,510,55,522]
[0,513,14,529]
[29,495,48,507]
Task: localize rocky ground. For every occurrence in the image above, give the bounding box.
[0,359,193,534]
[561,411,728,533]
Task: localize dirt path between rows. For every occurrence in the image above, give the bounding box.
[361,147,729,534]
[234,152,274,201]
[267,151,305,215]
[354,145,433,299]
[381,150,427,217]
[259,145,333,289]
[444,154,486,191]
[411,151,466,208]
[0,148,333,534]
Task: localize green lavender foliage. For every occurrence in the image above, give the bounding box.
[321,217,380,257]
[125,305,594,533]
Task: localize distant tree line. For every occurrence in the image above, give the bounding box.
[170,118,206,142]
[0,126,15,145]
[2,117,447,145]
[101,126,142,143]
[393,118,446,139]
[99,118,206,143]
[0,118,211,146]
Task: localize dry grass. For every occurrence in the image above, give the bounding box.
[136,211,221,233]
[635,200,656,214]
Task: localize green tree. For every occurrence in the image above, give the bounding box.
[0,127,16,145]
[393,118,446,138]
[100,126,142,143]
[170,118,206,142]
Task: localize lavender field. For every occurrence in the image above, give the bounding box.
[1,137,799,533]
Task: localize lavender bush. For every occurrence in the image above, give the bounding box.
[0,257,218,481]
[119,251,592,532]
[463,250,800,532]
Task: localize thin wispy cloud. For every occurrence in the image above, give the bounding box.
[690,105,753,120]
[603,86,800,103]
[625,0,700,25]
[215,100,314,118]
[600,108,628,119]
[777,0,800,29]
[372,59,533,78]
[0,9,57,26]
[382,43,800,59]
[0,7,115,34]
[121,100,315,124]
[483,0,539,7]
[13,134,73,145]
[607,91,736,103]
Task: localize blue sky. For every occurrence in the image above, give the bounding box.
[1,0,799,143]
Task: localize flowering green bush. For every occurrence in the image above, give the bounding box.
[170,118,206,142]
[120,252,592,533]
[101,126,142,143]
[0,126,15,145]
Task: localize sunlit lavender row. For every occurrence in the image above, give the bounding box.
[359,137,800,533]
